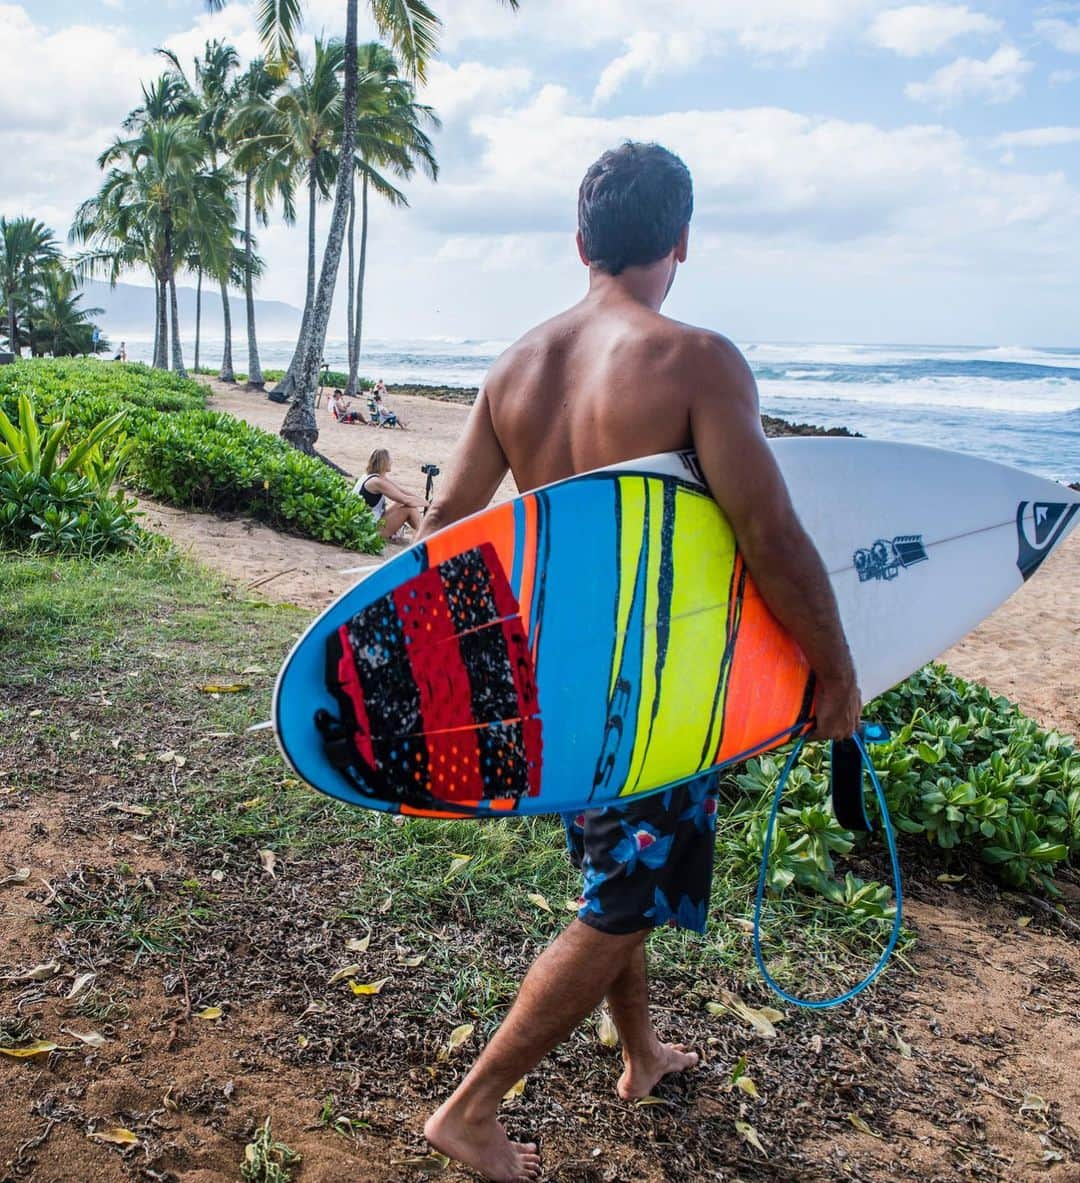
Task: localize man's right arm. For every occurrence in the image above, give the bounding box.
[687,335,861,740]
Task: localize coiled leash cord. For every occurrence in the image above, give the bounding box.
[753,728,903,1009]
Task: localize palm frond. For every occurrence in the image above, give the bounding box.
[370,0,442,81]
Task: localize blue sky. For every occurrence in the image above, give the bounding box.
[3,0,1079,345]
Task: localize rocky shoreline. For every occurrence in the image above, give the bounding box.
[387,383,861,439]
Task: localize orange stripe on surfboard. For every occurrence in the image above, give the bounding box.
[425,502,518,581]
[715,560,812,765]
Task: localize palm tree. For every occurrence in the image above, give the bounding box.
[161,39,245,381]
[0,217,61,356]
[236,38,345,399]
[208,0,518,451]
[32,266,106,358]
[228,59,295,389]
[345,43,438,395]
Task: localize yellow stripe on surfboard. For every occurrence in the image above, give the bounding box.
[608,477,647,700]
[620,482,738,796]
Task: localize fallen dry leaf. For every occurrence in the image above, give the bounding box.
[635,1096,673,1107]
[936,873,966,883]
[526,892,553,914]
[564,898,580,912]
[398,953,426,968]
[196,1006,223,1021]
[446,1023,474,1052]
[503,1078,526,1101]
[349,978,390,996]
[328,964,362,985]
[88,1127,140,1146]
[1016,916,1032,928]
[66,972,97,1000]
[393,1153,449,1175]
[895,1030,913,1059]
[0,1040,59,1058]
[258,849,277,876]
[735,1121,767,1155]
[596,1009,619,1049]
[847,1114,882,1138]
[446,854,472,879]
[105,802,153,818]
[1020,1093,1050,1117]
[60,1026,106,1048]
[707,991,786,1039]
[736,1075,760,1099]
[6,960,61,983]
[198,683,250,694]
[346,933,372,954]
[0,867,31,887]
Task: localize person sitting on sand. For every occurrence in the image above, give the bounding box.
[354,448,425,540]
[369,383,407,429]
[328,388,365,424]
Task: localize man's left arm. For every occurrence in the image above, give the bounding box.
[415,386,510,542]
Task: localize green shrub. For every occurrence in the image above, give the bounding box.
[0,393,141,556]
[738,664,1078,901]
[127,410,383,550]
[1,359,382,554]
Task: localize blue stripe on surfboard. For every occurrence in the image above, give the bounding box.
[532,480,620,808]
[510,497,526,599]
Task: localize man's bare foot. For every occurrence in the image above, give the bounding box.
[617,1041,699,1100]
[424,1103,541,1183]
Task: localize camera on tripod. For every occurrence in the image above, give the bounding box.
[421,463,440,503]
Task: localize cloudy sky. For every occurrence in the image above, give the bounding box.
[2,0,1079,345]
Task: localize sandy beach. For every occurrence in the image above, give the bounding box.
[146,376,1079,739]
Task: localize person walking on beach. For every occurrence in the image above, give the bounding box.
[354,447,426,540]
[416,141,861,1183]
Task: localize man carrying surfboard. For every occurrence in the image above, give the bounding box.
[417,140,862,1183]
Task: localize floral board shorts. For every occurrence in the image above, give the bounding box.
[562,776,720,936]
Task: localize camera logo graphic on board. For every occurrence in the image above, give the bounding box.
[854,535,928,583]
[1016,501,1079,581]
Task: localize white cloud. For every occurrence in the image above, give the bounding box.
[437,0,876,58]
[905,45,1031,104]
[1036,18,1080,53]
[422,94,1078,276]
[593,31,709,106]
[867,4,1000,56]
[1050,67,1080,85]
[421,60,534,121]
[995,126,1080,149]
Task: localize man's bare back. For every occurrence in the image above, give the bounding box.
[486,293,715,492]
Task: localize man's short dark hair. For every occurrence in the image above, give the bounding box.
[578,142,693,276]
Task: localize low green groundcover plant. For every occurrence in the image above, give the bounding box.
[0,392,141,556]
[739,664,1077,905]
[0,359,382,553]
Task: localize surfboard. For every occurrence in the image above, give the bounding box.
[273,440,1079,819]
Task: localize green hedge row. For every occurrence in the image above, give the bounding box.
[0,360,383,554]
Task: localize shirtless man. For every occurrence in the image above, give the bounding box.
[417,141,861,1183]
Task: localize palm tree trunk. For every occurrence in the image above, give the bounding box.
[345,181,356,394]
[154,275,168,370]
[348,171,369,398]
[269,161,318,401]
[165,217,186,378]
[281,0,358,451]
[6,297,18,357]
[194,268,203,372]
[219,279,236,382]
[244,173,265,390]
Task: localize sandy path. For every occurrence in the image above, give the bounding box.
[143,377,1078,739]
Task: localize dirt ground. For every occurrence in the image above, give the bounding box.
[2,380,1078,1183]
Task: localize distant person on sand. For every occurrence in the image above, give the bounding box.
[416,141,860,1183]
[328,388,365,424]
[370,381,407,429]
[113,341,127,363]
[354,448,425,540]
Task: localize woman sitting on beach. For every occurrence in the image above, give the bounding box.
[354,448,426,540]
[369,381,407,429]
[328,389,365,424]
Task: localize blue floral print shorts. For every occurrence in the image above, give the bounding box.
[563,776,720,935]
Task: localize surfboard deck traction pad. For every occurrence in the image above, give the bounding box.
[318,541,543,812]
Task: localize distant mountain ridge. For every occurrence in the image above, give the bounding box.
[83,280,302,340]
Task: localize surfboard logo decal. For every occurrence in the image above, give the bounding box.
[853,535,928,583]
[1017,501,1079,581]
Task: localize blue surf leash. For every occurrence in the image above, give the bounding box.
[753,725,903,1009]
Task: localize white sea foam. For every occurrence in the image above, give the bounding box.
[758,375,1079,415]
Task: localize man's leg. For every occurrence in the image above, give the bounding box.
[425,919,646,1183]
[605,943,698,1100]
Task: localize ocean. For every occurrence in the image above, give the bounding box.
[124,337,1080,484]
